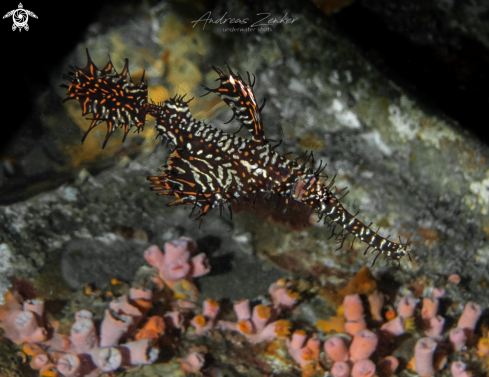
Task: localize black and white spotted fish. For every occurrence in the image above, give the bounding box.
[61,50,411,263]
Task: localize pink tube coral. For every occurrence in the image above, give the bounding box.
[180,348,206,373]
[163,242,192,280]
[349,329,378,362]
[414,337,437,377]
[451,361,470,377]
[203,298,220,319]
[68,299,159,374]
[351,359,376,377]
[0,290,22,319]
[421,297,438,320]
[75,309,92,322]
[331,361,350,377]
[344,319,367,336]
[0,295,48,345]
[129,288,153,315]
[343,294,364,322]
[2,310,46,344]
[457,301,482,330]
[368,290,384,322]
[191,298,220,335]
[57,354,80,377]
[378,356,399,377]
[343,294,368,336]
[381,316,405,336]
[287,331,320,371]
[250,319,290,343]
[269,279,299,310]
[424,315,445,339]
[190,253,211,278]
[122,338,159,365]
[91,347,122,372]
[433,287,445,299]
[23,299,44,321]
[217,296,291,343]
[287,330,309,366]
[289,330,307,350]
[219,316,290,344]
[252,304,271,333]
[109,294,143,334]
[397,295,417,318]
[24,344,49,370]
[99,309,132,347]
[70,315,98,354]
[234,299,252,321]
[0,286,161,377]
[144,245,166,271]
[144,237,210,286]
[449,328,467,351]
[164,311,185,330]
[324,336,349,362]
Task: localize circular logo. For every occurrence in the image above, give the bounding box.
[12,8,28,28]
[3,3,37,32]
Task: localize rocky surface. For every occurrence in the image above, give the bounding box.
[2,0,488,292]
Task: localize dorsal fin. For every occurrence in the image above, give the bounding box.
[202,64,266,142]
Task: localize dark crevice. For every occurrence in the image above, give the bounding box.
[1,0,112,153]
[330,1,489,145]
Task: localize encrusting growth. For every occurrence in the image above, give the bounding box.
[61,49,410,263]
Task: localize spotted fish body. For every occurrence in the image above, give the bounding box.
[145,97,314,217]
[62,50,411,263]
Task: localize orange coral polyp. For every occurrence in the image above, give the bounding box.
[135,316,165,341]
[274,320,291,337]
[286,290,300,300]
[478,337,489,356]
[300,347,314,360]
[133,299,152,311]
[40,367,57,377]
[145,316,165,332]
[238,320,252,334]
[256,304,271,320]
[23,343,44,357]
[385,309,396,321]
[194,315,207,327]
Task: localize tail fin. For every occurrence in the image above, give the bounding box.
[61,49,148,148]
[317,178,410,263]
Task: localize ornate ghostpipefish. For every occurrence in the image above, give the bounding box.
[60,50,411,264]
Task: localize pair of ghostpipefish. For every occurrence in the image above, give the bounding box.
[60,50,411,265]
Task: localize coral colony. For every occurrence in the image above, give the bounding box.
[1,237,488,377]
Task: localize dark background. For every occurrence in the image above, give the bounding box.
[1,0,110,151]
